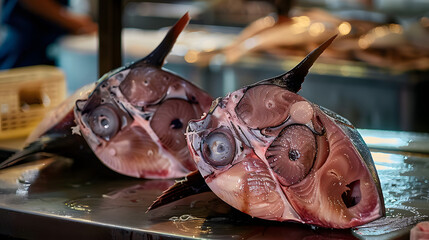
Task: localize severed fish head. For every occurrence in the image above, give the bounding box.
[74,13,213,179]
[184,36,385,228]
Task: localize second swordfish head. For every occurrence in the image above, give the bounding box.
[74,13,213,179]
[184,36,385,228]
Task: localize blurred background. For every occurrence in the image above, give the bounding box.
[1,0,429,139]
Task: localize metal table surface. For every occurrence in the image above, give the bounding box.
[0,130,428,240]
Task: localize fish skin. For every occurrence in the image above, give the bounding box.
[149,36,385,228]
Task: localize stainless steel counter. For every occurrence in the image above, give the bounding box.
[0,129,428,239]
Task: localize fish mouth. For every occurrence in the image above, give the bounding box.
[341,180,361,209]
[73,104,101,147]
[75,99,87,113]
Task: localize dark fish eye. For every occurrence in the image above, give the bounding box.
[265,124,317,186]
[88,104,120,140]
[202,129,236,167]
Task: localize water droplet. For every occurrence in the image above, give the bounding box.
[169,214,203,222]
[147,150,153,157]
[64,199,92,212]
[109,148,116,156]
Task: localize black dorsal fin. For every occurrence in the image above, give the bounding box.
[147,170,210,212]
[132,12,190,67]
[256,35,337,93]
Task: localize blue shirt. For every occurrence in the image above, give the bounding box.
[0,0,69,69]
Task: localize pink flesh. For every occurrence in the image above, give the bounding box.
[68,13,215,179]
[290,101,313,124]
[75,66,213,179]
[119,66,170,106]
[95,125,172,178]
[206,155,291,221]
[418,222,429,231]
[410,222,429,240]
[266,125,316,186]
[119,65,213,109]
[150,99,199,171]
[151,99,198,152]
[235,85,297,129]
[281,108,382,228]
[188,84,383,228]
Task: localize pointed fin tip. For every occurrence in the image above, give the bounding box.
[304,34,337,64]
[287,34,337,91]
[298,34,337,70]
[147,170,210,212]
[0,148,53,170]
[256,34,337,93]
[171,12,190,42]
[133,12,191,67]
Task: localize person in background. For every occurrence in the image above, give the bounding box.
[0,0,97,70]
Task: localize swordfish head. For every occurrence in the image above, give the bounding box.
[181,36,385,228]
[74,13,213,179]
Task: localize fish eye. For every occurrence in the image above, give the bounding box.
[202,129,236,167]
[265,124,316,186]
[88,104,120,140]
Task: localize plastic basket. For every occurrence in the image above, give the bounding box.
[0,65,66,140]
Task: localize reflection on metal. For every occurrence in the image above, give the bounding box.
[373,152,404,170]
[372,152,403,164]
[169,215,212,236]
[65,199,92,213]
[364,136,408,148]
[359,129,429,154]
[357,151,429,236]
[0,142,428,239]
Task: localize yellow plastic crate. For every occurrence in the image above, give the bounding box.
[0,65,66,140]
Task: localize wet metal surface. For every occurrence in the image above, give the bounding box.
[359,129,429,154]
[0,134,428,239]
